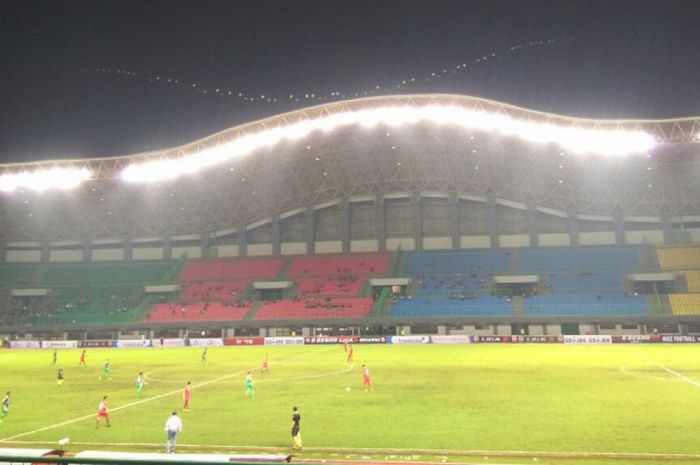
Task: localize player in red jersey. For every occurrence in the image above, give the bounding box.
[346,344,354,364]
[362,364,371,391]
[79,350,86,367]
[261,354,269,374]
[183,381,192,411]
[95,395,110,428]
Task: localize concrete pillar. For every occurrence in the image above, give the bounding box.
[487,194,499,248]
[272,215,281,256]
[413,192,423,251]
[163,236,172,260]
[340,198,350,254]
[567,207,579,246]
[41,241,50,263]
[302,327,312,336]
[448,192,460,250]
[305,207,315,255]
[613,210,625,245]
[375,194,386,252]
[237,225,247,257]
[200,232,210,259]
[660,211,673,245]
[527,201,538,247]
[124,239,133,261]
[0,240,6,263]
[82,240,92,262]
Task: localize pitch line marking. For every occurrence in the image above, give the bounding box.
[0,348,336,441]
[3,440,700,461]
[636,354,700,390]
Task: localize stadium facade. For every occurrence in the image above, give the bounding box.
[1,94,699,339]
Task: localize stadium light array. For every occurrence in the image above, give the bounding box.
[121,105,657,183]
[0,168,92,193]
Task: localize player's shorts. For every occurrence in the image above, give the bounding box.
[97,410,108,418]
[363,376,370,384]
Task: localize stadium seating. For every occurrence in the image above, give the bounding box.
[390,296,513,317]
[179,258,284,282]
[668,294,700,315]
[42,260,176,286]
[547,272,625,295]
[520,246,641,273]
[0,263,38,286]
[180,281,249,302]
[295,277,363,298]
[254,298,373,320]
[523,295,647,316]
[657,247,700,271]
[684,271,700,293]
[148,302,251,321]
[287,254,389,277]
[403,250,511,275]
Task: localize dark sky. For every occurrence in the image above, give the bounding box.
[1,0,699,163]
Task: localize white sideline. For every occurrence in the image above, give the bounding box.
[652,363,700,389]
[0,348,332,441]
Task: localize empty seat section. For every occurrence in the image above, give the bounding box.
[148,302,251,321]
[180,281,248,302]
[296,277,362,297]
[668,294,700,315]
[523,295,647,316]
[43,260,176,286]
[403,250,511,275]
[684,271,700,292]
[255,298,373,320]
[657,247,700,271]
[287,254,389,277]
[391,296,512,317]
[0,263,39,286]
[179,258,284,282]
[547,272,624,295]
[520,246,640,273]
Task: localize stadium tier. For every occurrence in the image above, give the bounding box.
[657,247,700,271]
[519,246,641,273]
[178,258,284,282]
[148,302,251,321]
[668,294,700,315]
[254,298,373,320]
[523,295,647,316]
[295,277,363,298]
[179,281,249,303]
[286,253,390,277]
[683,271,700,293]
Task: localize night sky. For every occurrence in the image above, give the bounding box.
[1,0,699,163]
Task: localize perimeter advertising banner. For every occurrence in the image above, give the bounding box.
[388,335,431,344]
[661,335,700,343]
[9,340,40,349]
[41,340,78,349]
[563,335,612,344]
[358,336,388,344]
[303,336,359,345]
[224,337,265,346]
[611,335,662,344]
[115,339,153,348]
[264,336,305,346]
[80,339,112,348]
[430,335,472,344]
[157,338,186,348]
[187,338,224,347]
[510,335,560,344]
[473,335,511,343]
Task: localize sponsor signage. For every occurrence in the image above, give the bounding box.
[224,337,265,346]
[187,338,224,347]
[612,335,662,344]
[115,339,153,348]
[389,335,431,344]
[80,340,112,348]
[9,340,40,349]
[303,336,359,345]
[511,335,560,344]
[264,337,305,346]
[157,338,186,348]
[41,340,78,349]
[430,335,472,344]
[358,336,387,344]
[563,335,612,344]
[661,335,700,343]
[473,335,511,343]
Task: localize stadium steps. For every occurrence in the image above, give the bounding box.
[242,301,263,320]
[511,295,524,316]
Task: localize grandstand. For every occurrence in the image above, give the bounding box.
[0,94,699,338]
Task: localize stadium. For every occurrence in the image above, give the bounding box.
[2,94,700,465]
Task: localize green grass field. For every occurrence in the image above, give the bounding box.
[1,344,700,465]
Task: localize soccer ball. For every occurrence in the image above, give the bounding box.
[345,387,352,391]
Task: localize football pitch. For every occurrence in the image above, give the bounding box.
[1,344,700,465]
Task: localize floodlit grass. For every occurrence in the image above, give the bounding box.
[1,344,700,463]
